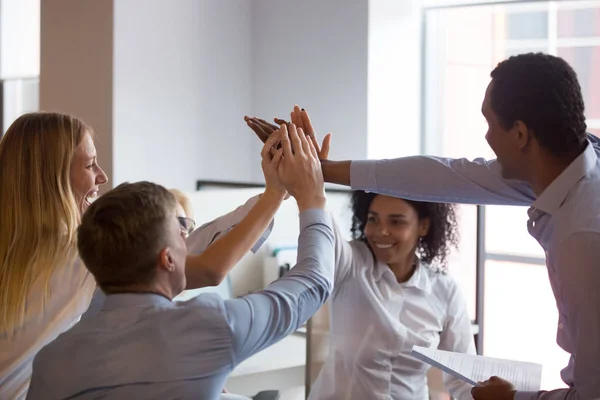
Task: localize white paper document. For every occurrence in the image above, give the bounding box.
[411,345,542,391]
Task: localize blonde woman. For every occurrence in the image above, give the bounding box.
[170,188,195,221]
[0,113,283,399]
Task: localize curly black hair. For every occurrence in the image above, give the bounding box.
[350,191,459,268]
[490,52,587,156]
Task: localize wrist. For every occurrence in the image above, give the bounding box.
[320,160,351,186]
[262,187,286,202]
[296,193,326,212]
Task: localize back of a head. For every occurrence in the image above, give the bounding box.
[77,181,177,292]
[490,52,587,156]
[0,112,90,332]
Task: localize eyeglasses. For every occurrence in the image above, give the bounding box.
[177,216,196,237]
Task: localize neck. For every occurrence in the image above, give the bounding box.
[388,253,417,283]
[103,283,174,300]
[528,150,582,196]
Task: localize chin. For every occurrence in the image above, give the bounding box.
[372,251,393,265]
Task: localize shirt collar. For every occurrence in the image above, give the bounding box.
[101,292,172,310]
[373,258,432,293]
[533,139,597,215]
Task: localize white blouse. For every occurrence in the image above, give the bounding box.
[308,217,476,400]
[0,195,268,400]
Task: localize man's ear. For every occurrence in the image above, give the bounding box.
[158,247,175,272]
[513,120,532,150]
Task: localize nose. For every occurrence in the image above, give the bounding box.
[96,165,108,185]
[378,225,390,236]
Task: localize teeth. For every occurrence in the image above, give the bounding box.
[85,192,98,204]
[375,243,393,249]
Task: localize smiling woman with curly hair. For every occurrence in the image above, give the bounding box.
[308,191,475,400]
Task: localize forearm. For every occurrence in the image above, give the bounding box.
[224,208,335,361]
[350,156,535,206]
[321,160,351,186]
[185,190,283,289]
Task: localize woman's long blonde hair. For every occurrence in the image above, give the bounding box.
[0,112,89,333]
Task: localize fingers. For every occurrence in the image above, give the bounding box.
[292,105,303,129]
[297,127,312,156]
[254,118,278,132]
[274,117,289,126]
[246,117,270,143]
[308,131,321,153]
[279,124,293,158]
[261,129,282,159]
[288,123,304,156]
[307,133,319,160]
[320,133,332,159]
[300,108,315,135]
[271,148,283,166]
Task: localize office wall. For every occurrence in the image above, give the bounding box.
[113,0,254,190]
[39,0,436,191]
[249,0,369,181]
[39,0,114,193]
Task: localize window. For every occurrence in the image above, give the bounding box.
[423,0,600,390]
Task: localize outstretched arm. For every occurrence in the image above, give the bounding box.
[322,156,535,207]
[185,132,287,289]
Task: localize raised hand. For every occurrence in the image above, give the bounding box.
[290,105,331,160]
[276,123,326,211]
[245,116,277,143]
[260,129,287,199]
[245,107,331,160]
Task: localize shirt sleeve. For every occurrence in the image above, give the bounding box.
[350,156,536,206]
[515,232,600,400]
[185,194,273,255]
[223,209,334,364]
[438,279,477,400]
[331,214,355,288]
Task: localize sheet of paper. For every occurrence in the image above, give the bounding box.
[411,345,542,391]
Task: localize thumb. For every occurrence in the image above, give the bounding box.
[320,133,332,159]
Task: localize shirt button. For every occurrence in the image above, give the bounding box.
[558,323,564,329]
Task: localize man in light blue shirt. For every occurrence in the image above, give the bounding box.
[27,124,333,400]
[311,53,600,399]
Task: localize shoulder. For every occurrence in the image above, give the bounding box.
[31,322,80,374]
[348,239,373,260]
[558,169,600,236]
[177,292,227,319]
[346,240,375,271]
[423,265,463,302]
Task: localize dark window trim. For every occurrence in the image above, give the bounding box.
[196,180,352,194]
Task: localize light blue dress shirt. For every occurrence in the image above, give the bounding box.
[350,134,600,399]
[26,209,334,400]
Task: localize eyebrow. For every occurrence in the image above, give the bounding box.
[368,211,408,219]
